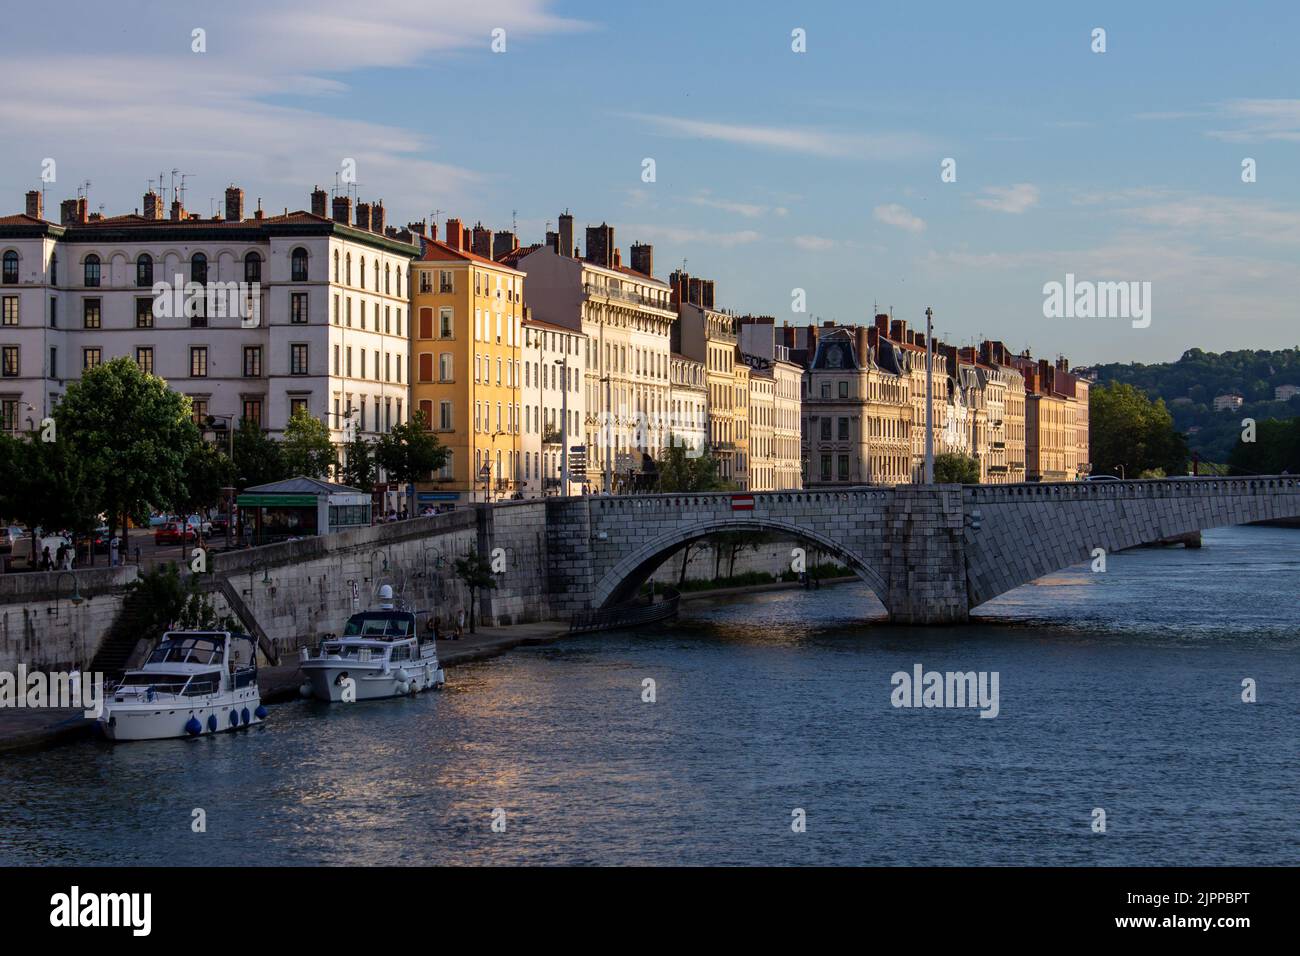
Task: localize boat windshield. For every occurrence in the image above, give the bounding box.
[147,635,225,666]
[342,612,414,640]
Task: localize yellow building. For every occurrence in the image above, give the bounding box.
[733,356,751,490]
[411,219,525,505]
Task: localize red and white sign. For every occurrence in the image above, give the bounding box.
[731,495,755,511]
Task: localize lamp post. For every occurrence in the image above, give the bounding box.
[54,570,83,618]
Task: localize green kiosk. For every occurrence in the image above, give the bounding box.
[236,477,371,545]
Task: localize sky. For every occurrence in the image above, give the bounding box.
[2,0,1298,365]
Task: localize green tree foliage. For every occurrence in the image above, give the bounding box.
[52,357,197,538]
[340,432,376,492]
[376,410,447,512]
[654,443,730,492]
[933,453,980,484]
[232,418,287,490]
[1090,381,1190,477]
[280,408,336,479]
[0,431,103,561]
[173,440,234,523]
[1228,418,1300,475]
[453,548,497,633]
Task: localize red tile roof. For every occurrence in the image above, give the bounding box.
[419,237,523,272]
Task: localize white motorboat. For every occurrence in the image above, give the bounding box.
[298,585,445,702]
[98,630,266,741]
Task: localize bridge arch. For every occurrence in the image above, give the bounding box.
[591,516,888,609]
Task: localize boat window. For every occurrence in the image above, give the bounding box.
[147,635,225,665]
[342,613,413,640]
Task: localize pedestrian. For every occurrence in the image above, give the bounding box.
[455,608,465,640]
[109,534,120,567]
[40,546,53,572]
[55,542,67,569]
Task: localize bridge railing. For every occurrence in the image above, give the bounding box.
[569,587,681,634]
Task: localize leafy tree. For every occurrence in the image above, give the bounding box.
[654,443,731,584]
[0,431,103,563]
[52,357,197,545]
[453,548,497,633]
[281,408,336,479]
[340,432,376,492]
[934,452,980,484]
[376,410,447,514]
[171,440,234,529]
[232,418,286,491]
[1228,418,1300,475]
[1090,381,1189,477]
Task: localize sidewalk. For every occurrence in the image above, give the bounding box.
[0,619,571,753]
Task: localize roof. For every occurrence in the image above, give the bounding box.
[243,476,363,495]
[418,237,524,273]
[524,315,584,335]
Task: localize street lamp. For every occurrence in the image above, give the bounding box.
[53,571,83,618]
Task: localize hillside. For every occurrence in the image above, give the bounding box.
[1085,348,1300,463]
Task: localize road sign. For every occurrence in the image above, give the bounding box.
[731,494,754,511]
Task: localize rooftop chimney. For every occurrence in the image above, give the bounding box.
[445,217,463,251]
[169,199,184,222]
[545,231,560,254]
[630,242,653,277]
[311,186,328,218]
[76,197,88,223]
[406,220,427,238]
[558,211,574,259]
[355,202,373,232]
[224,185,245,222]
[143,190,162,220]
[59,199,78,225]
[890,319,907,343]
[25,190,42,220]
[471,222,492,259]
[372,201,385,234]
[585,223,614,268]
[332,195,352,225]
[493,230,519,260]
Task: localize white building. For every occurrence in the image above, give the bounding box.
[0,186,417,446]
[668,352,708,457]
[1213,393,1244,412]
[521,316,586,496]
[1274,384,1299,402]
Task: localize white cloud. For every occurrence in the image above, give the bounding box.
[873,203,926,234]
[973,184,1040,214]
[794,235,835,251]
[1205,99,1300,142]
[625,113,935,160]
[622,224,763,247]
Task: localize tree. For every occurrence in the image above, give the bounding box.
[52,357,197,545]
[281,408,336,479]
[340,432,376,493]
[376,410,447,515]
[232,418,286,491]
[1228,417,1300,475]
[0,431,103,563]
[453,549,497,633]
[173,440,234,521]
[1090,381,1189,477]
[654,442,731,585]
[933,453,980,484]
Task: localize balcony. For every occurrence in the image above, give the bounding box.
[582,282,669,311]
[542,430,562,445]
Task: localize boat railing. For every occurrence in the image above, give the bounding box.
[105,673,224,701]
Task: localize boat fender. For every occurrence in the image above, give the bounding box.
[185,716,202,737]
[299,682,313,698]
[241,707,251,726]
[395,681,409,695]
[254,705,269,720]
[395,668,411,684]
[207,714,218,732]
[228,710,239,728]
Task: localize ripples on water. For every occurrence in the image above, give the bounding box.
[0,527,1296,866]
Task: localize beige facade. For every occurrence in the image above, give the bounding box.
[675,298,740,483]
[667,352,708,456]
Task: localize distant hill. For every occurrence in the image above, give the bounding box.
[1084,348,1300,464]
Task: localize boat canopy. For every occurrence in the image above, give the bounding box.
[342,611,416,640]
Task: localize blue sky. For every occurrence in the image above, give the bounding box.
[3,0,1298,364]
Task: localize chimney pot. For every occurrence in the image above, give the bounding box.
[224,185,245,222]
[311,186,328,218]
[25,190,42,220]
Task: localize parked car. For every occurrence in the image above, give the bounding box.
[148,513,170,528]
[183,514,213,535]
[154,522,196,545]
[209,516,229,535]
[0,526,24,555]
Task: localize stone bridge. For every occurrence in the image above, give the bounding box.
[541,476,1300,624]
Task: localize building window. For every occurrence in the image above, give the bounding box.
[83,298,101,329]
[84,255,101,287]
[83,347,102,370]
[135,347,154,374]
[136,253,153,287]
[333,250,339,283]
[291,247,309,282]
[838,455,850,481]
[419,307,433,339]
[419,270,432,293]
[359,257,366,290]
[291,292,309,323]
[838,381,848,399]
[244,252,262,284]
[49,298,56,327]
[190,347,208,377]
[820,381,830,399]
[188,399,208,426]
[384,263,391,295]
[135,297,153,328]
[439,400,453,430]
[838,417,849,441]
[820,418,831,441]
[191,252,207,284]
[439,270,453,293]
[439,307,453,337]
[242,399,263,427]
[1,251,17,284]
[418,353,432,382]
[1,346,18,376]
[243,346,262,377]
[1,296,17,326]
[290,397,309,418]
[290,344,309,375]
[439,353,453,382]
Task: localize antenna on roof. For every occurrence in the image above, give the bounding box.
[170,169,180,205]
[512,208,518,233]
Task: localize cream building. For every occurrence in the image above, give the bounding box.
[667,352,708,456]
[522,316,585,496]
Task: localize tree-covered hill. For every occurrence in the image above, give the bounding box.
[1084,348,1300,463]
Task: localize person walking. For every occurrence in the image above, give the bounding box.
[40,546,53,572]
[55,542,68,570]
[109,534,120,567]
[454,608,465,640]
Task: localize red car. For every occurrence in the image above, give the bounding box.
[153,522,197,545]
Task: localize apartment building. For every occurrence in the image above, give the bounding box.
[738,315,803,491]
[506,216,673,492]
[522,316,585,496]
[0,186,417,443]
[411,219,526,503]
[671,272,740,482]
[667,352,708,456]
[1011,353,1085,482]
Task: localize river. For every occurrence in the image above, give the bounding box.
[0,525,1295,865]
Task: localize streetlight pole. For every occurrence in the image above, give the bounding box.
[556,357,570,496]
[924,306,935,484]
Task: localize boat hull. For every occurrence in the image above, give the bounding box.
[97,687,264,741]
[300,660,445,702]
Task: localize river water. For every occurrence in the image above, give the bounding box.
[0,525,1295,866]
